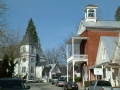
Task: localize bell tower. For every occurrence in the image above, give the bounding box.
[84,4,98,22]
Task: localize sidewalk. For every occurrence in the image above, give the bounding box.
[79,86,88,90]
[77,82,88,90]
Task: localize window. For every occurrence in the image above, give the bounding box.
[31,46,34,53]
[23,46,26,52]
[36,54,39,62]
[88,9,94,17]
[31,58,34,63]
[22,58,26,62]
[31,76,34,80]
[22,67,26,73]
[31,67,34,73]
[102,48,106,60]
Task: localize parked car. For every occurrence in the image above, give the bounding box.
[63,81,78,90]
[59,76,67,80]
[55,79,66,87]
[40,78,47,83]
[26,79,38,83]
[0,77,30,90]
[88,80,113,90]
[52,76,59,85]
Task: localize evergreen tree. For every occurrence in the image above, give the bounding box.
[115,6,120,21]
[26,18,39,43]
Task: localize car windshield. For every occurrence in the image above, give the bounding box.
[0,80,25,89]
[53,77,59,79]
[58,79,65,81]
[97,81,111,86]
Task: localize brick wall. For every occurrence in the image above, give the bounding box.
[80,29,119,80]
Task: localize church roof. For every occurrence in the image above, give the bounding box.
[86,4,97,7]
[36,61,47,66]
[81,20,120,29]
[58,65,67,75]
[20,33,37,45]
[101,36,118,61]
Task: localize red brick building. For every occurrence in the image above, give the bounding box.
[66,4,120,86]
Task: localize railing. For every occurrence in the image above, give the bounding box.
[67,54,88,63]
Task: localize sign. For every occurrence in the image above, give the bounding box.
[94,68,103,75]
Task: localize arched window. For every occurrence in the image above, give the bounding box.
[88,9,94,17]
[22,58,26,62]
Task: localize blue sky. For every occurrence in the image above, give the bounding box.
[5,0,120,51]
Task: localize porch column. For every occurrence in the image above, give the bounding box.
[110,68,113,84]
[105,68,108,80]
[89,69,90,81]
[73,60,75,82]
[67,63,68,82]
[66,44,68,81]
[72,37,74,56]
[72,38,75,82]
[102,65,103,79]
[110,67,113,86]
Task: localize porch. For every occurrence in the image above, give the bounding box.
[66,36,88,82]
[89,62,120,87]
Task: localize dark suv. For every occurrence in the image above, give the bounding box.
[0,77,30,90]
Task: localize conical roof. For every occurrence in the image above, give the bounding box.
[20,33,37,45]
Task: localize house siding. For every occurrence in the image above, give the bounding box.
[80,29,119,80]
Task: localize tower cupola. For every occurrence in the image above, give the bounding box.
[84,4,98,22]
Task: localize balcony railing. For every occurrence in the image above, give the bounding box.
[67,54,88,63]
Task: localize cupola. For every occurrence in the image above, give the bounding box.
[84,4,98,22]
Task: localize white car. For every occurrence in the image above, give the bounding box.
[26,79,38,83]
[40,78,47,83]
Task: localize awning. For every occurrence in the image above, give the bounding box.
[66,36,88,44]
[89,62,120,69]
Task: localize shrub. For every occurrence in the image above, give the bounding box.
[68,77,81,82]
[84,81,94,87]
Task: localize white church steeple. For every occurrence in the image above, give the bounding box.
[84,4,98,22]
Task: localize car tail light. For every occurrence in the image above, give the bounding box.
[102,87,104,90]
[59,82,62,84]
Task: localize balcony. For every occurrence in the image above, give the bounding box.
[66,36,88,64]
[67,54,88,64]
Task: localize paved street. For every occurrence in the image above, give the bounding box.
[25,82,63,90]
[25,82,85,90]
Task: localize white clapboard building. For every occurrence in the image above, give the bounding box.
[14,33,46,81]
